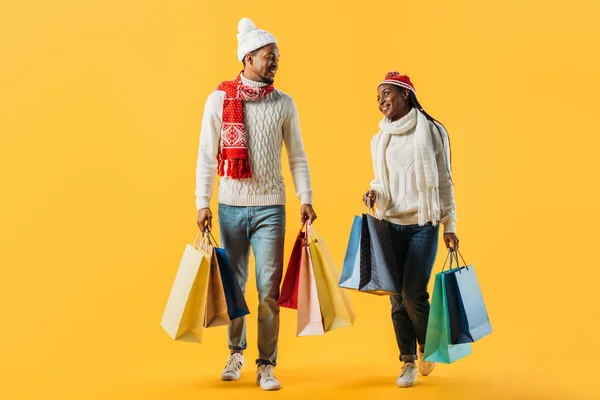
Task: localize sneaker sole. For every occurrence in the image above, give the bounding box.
[397,382,415,388]
[256,377,280,390]
[260,385,281,391]
[418,366,435,376]
[221,375,240,381]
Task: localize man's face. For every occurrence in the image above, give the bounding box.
[248,44,279,84]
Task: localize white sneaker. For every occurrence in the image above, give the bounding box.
[256,365,281,391]
[417,348,435,376]
[221,353,244,381]
[396,362,418,388]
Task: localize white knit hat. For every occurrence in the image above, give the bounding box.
[236,18,277,62]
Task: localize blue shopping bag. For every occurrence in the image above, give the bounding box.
[338,215,361,290]
[207,232,250,321]
[424,252,472,364]
[358,214,401,295]
[445,251,492,344]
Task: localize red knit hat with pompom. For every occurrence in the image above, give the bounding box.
[378,72,416,95]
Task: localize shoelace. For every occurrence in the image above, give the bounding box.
[260,365,277,382]
[224,355,242,372]
[401,363,416,377]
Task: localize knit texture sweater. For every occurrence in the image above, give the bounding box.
[370,110,457,233]
[195,74,312,210]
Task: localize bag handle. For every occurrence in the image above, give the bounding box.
[362,202,376,217]
[442,248,470,272]
[454,249,470,271]
[456,249,468,267]
[441,249,452,271]
[195,229,220,248]
[192,230,212,249]
[299,218,309,235]
[441,248,461,271]
[450,249,459,270]
[305,221,321,245]
[192,231,202,247]
[192,230,207,246]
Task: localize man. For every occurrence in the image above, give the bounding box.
[195,17,317,391]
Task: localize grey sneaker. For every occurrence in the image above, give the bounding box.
[417,348,436,376]
[396,362,418,388]
[221,353,244,381]
[256,364,281,391]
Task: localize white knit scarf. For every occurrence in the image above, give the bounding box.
[372,108,444,226]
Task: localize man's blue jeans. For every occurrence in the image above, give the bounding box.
[218,204,285,366]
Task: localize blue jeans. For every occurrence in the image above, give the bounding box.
[389,222,439,362]
[218,204,285,367]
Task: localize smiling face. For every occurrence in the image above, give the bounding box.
[244,43,279,84]
[377,84,411,121]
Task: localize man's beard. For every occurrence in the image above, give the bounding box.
[260,75,274,85]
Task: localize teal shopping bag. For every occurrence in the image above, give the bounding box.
[424,270,472,364]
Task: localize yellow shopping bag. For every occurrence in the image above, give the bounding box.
[160,233,211,343]
[308,224,356,332]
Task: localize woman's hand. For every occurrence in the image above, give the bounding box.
[363,190,377,208]
[444,232,459,251]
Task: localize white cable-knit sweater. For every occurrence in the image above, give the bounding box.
[370,110,457,233]
[195,74,313,210]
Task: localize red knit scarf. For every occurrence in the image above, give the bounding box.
[216,75,274,179]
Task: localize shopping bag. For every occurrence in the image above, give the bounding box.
[161,234,211,343]
[359,213,402,295]
[424,269,472,363]
[200,241,230,328]
[308,224,355,332]
[297,244,325,336]
[338,215,361,290]
[277,224,306,309]
[214,247,250,321]
[207,232,250,321]
[446,251,492,344]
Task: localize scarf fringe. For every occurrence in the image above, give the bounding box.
[418,187,441,226]
[217,153,225,176]
[218,157,251,179]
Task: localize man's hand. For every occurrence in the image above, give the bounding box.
[197,208,213,232]
[300,204,317,224]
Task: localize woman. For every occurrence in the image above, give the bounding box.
[364,72,459,388]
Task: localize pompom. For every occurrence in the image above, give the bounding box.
[238,18,256,34]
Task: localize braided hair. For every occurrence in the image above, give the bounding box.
[407,90,454,183]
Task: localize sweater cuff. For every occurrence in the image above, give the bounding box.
[443,220,456,234]
[196,196,211,211]
[299,190,313,206]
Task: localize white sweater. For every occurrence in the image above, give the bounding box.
[195,74,313,210]
[370,113,457,233]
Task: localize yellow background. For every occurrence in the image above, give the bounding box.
[1,0,599,399]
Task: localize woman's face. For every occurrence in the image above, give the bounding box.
[377,84,410,121]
